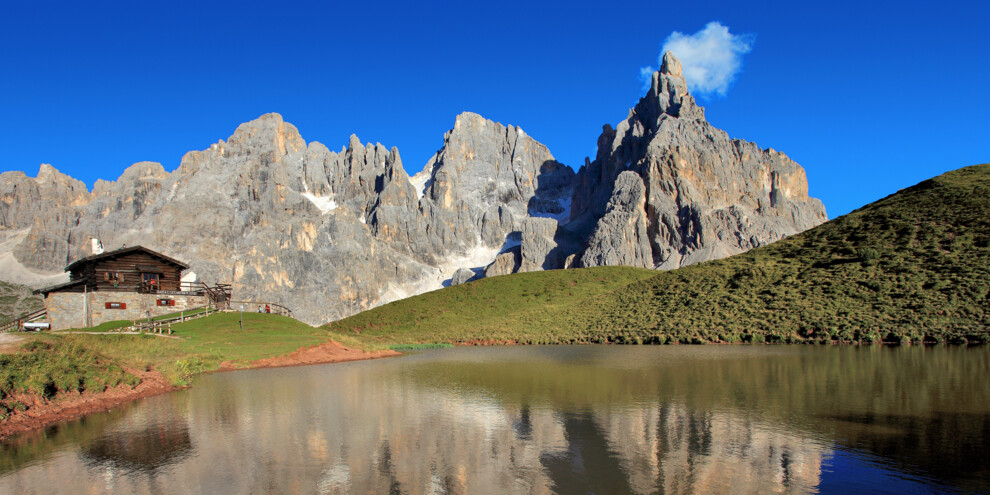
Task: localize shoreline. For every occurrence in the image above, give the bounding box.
[3,338,959,441]
[0,340,400,441]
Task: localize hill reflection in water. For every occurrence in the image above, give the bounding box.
[0,345,985,494]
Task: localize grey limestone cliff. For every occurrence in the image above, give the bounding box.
[0,112,575,324]
[571,52,827,269]
[0,58,826,324]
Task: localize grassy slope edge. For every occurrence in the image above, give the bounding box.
[328,163,990,345]
[0,312,332,420]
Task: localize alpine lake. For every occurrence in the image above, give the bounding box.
[1,345,987,494]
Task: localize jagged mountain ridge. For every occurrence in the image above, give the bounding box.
[0,52,826,325]
[571,52,827,269]
[0,113,575,324]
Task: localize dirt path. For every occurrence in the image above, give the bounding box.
[56,331,183,339]
[0,332,25,353]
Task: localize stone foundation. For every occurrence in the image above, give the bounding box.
[44,291,208,330]
[45,293,87,331]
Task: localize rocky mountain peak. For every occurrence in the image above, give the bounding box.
[225,112,306,157]
[659,51,682,77]
[35,163,87,190]
[644,51,703,122]
[569,51,827,271]
[35,163,60,184]
[453,111,484,128]
[424,111,571,217]
[121,161,168,181]
[31,164,91,206]
[92,162,168,198]
[348,134,363,150]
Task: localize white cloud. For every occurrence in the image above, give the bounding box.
[640,22,755,98]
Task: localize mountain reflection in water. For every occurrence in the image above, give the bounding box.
[0,345,985,494]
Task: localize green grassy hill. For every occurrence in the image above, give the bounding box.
[329,163,990,345]
[326,266,658,345]
[0,282,43,322]
[584,163,990,344]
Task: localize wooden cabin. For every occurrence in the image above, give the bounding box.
[38,246,189,296]
[35,246,215,330]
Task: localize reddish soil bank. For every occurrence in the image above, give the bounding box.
[0,368,176,441]
[233,340,400,370]
[457,339,519,346]
[0,341,399,441]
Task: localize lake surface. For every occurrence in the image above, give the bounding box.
[1,345,988,494]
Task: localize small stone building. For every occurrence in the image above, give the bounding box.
[35,246,209,330]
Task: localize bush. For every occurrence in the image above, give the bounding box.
[173,357,207,386]
[858,330,881,344]
[856,247,880,265]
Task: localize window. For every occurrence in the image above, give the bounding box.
[142,273,160,292]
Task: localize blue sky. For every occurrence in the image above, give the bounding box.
[1,0,987,217]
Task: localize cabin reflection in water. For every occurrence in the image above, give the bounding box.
[81,422,193,474]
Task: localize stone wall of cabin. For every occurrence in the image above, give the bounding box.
[44,291,207,330]
[89,292,206,327]
[45,292,87,331]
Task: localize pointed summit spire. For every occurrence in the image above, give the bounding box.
[659,51,683,78]
[641,51,704,121]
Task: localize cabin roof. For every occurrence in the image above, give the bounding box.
[65,245,190,272]
[33,279,85,296]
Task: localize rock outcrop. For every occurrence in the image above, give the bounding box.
[1,164,91,271]
[579,171,653,268]
[0,55,827,324]
[450,268,479,286]
[571,52,827,269]
[417,111,575,250]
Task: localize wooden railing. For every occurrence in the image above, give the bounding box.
[178,281,206,293]
[202,284,233,309]
[131,306,214,334]
[0,308,48,333]
[228,301,293,319]
[142,282,232,309]
[129,300,294,334]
